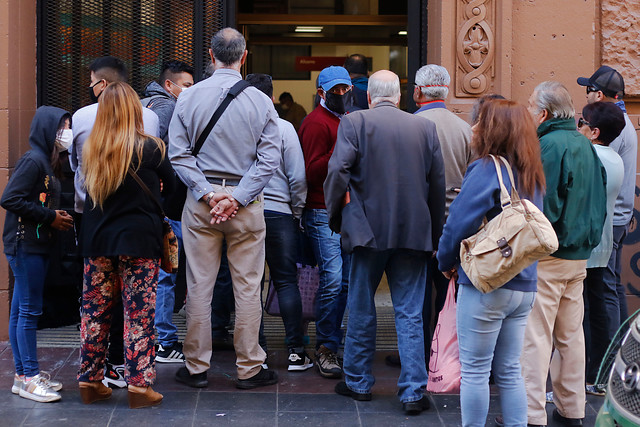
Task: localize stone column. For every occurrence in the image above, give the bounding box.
[427,0,512,115]
[0,0,38,340]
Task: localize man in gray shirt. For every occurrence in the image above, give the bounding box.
[169,28,281,390]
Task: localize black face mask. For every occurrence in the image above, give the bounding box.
[89,82,102,103]
[325,91,348,114]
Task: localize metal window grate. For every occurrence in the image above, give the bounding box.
[38,0,228,113]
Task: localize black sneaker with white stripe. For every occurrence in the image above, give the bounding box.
[288,348,313,371]
[156,342,185,363]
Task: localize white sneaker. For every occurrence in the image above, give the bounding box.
[12,374,22,394]
[13,371,62,394]
[38,371,63,391]
[19,374,61,403]
[102,363,127,388]
[546,391,554,404]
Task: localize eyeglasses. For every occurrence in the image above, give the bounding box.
[577,117,591,128]
[586,86,599,94]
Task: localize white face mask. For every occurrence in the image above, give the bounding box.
[56,129,73,151]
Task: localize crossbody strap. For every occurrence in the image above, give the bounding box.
[128,168,165,217]
[192,80,250,157]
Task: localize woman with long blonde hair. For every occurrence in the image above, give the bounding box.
[77,81,174,409]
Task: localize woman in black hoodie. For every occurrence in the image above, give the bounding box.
[1,106,74,403]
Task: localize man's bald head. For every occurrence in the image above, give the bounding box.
[210,27,246,68]
[368,70,401,107]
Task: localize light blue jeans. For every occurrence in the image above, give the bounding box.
[456,284,535,427]
[344,247,428,403]
[155,218,182,347]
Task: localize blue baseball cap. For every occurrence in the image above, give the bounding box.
[318,66,351,91]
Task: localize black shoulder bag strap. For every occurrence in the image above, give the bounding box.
[192,79,251,157]
[128,168,165,217]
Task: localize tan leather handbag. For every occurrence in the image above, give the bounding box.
[460,155,558,293]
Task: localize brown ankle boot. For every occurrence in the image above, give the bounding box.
[79,381,112,404]
[127,385,163,409]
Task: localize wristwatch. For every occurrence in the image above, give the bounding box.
[203,191,215,205]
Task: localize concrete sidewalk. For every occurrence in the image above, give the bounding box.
[0,342,602,426]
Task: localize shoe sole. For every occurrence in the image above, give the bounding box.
[235,378,278,390]
[13,382,61,393]
[19,389,61,403]
[288,362,314,372]
[317,366,342,378]
[175,373,208,388]
[155,356,185,363]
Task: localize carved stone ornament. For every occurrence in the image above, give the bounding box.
[456,0,495,97]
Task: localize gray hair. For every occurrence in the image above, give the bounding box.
[368,73,401,105]
[210,28,246,66]
[415,64,450,100]
[531,81,575,119]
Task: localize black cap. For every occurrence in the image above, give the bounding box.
[577,65,625,99]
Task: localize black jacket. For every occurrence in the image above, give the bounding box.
[80,138,175,259]
[2,106,69,255]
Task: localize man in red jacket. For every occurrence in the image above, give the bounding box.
[299,66,352,379]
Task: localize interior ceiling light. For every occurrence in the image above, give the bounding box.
[295,26,323,33]
[398,30,407,35]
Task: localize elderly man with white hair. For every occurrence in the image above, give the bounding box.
[324,70,445,415]
[412,64,473,365]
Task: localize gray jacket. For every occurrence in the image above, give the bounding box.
[168,69,281,206]
[610,113,637,226]
[142,80,176,142]
[324,101,446,252]
[264,118,307,218]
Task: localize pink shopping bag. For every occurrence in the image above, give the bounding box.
[426,277,461,393]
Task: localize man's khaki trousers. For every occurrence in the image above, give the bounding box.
[181,186,266,379]
[521,256,587,425]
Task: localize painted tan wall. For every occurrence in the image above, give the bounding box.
[428,0,640,318]
[0,0,38,339]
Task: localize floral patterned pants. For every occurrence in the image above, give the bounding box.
[78,256,159,387]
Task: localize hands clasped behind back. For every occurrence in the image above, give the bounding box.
[208,192,239,224]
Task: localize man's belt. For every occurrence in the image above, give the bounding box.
[207,177,241,186]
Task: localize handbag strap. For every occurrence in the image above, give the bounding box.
[489,154,522,207]
[192,80,250,157]
[128,168,165,218]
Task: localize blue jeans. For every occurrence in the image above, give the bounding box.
[264,211,304,349]
[155,218,182,347]
[457,284,535,427]
[7,246,49,377]
[344,247,428,403]
[303,208,350,352]
[603,224,628,337]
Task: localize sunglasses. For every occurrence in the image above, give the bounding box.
[577,117,591,128]
[586,86,599,94]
